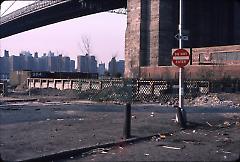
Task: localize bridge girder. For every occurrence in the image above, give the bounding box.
[0,0,127,39]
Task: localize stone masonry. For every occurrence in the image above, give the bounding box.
[125,0,240,78]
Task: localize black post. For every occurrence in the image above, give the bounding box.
[3,81,7,97]
[124,103,131,139]
[175,106,187,128]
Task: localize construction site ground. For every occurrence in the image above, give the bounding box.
[0,93,240,162]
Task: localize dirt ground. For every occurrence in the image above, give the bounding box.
[0,101,240,162]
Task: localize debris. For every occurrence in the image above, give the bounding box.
[151,136,160,141]
[223,121,231,127]
[144,153,150,156]
[79,118,84,121]
[131,115,136,119]
[57,118,64,121]
[181,131,190,135]
[162,145,182,150]
[35,108,40,111]
[235,121,240,127]
[193,130,196,133]
[70,156,74,159]
[222,151,231,154]
[150,112,154,117]
[206,122,213,127]
[101,151,108,154]
[46,118,50,121]
[160,134,166,139]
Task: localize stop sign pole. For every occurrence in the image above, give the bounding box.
[178,0,186,125]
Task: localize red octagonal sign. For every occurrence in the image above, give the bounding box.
[172,49,190,68]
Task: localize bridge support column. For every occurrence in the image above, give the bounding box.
[125,0,178,79]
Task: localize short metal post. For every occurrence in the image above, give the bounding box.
[3,81,7,97]
[175,106,186,128]
[124,103,131,139]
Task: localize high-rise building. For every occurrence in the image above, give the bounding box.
[108,58,125,77]
[70,60,75,72]
[4,50,9,57]
[77,54,97,73]
[62,56,71,72]
[108,57,117,77]
[1,50,76,74]
[117,60,125,77]
[98,63,105,76]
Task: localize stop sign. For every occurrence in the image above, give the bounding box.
[172,49,190,68]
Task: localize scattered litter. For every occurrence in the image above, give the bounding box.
[131,115,136,119]
[206,122,213,127]
[101,151,108,154]
[150,112,154,117]
[79,118,84,121]
[46,118,50,121]
[224,155,227,159]
[222,151,231,154]
[181,131,190,135]
[119,146,124,150]
[235,121,240,126]
[144,153,149,156]
[160,134,166,139]
[193,130,196,133]
[70,156,74,159]
[224,121,231,127]
[162,145,182,150]
[57,118,64,121]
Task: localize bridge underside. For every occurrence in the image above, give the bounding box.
[0,0,127,39]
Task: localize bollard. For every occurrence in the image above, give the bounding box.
[0,153,3,162]
[123,103,131,139]
[175,106,186,128]
[3,82,7,97]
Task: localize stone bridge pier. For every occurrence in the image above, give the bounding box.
[125,0,178,78]
[124,0,240,79]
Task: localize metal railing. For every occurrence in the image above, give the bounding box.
[0,0,127,25]
[0,0,70,25]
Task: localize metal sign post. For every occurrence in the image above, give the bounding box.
[177,0,186,125]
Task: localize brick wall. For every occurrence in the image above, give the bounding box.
[140,65,240,80]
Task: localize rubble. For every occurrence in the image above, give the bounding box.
[188,94,240,107]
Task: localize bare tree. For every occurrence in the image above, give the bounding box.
[78,35,91,54]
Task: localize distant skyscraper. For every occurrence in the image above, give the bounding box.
[98,63,105,76]
[77,54,97,73]
[108,58,125,77]
[1,50,76,74]
[62,56,71,72]
[117,60,125,76]
[34,52,38,58]
[4,50,9,57]
[108,57,117,77]
[70,60,75,72]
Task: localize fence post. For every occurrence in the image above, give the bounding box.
[124,103,131,139]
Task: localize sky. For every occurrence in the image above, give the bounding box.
[0,1,127,65]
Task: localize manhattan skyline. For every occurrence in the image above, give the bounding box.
[0,1,127,64]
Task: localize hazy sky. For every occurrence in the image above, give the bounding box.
[0,1,127,64]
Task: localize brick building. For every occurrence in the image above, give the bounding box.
[125,0,240,78]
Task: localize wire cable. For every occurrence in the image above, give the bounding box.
[1,0,16,16]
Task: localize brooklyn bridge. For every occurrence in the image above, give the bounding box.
[1,0,240,78]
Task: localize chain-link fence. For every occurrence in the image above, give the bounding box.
[25,78,240,104]
[73,79,210,104]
